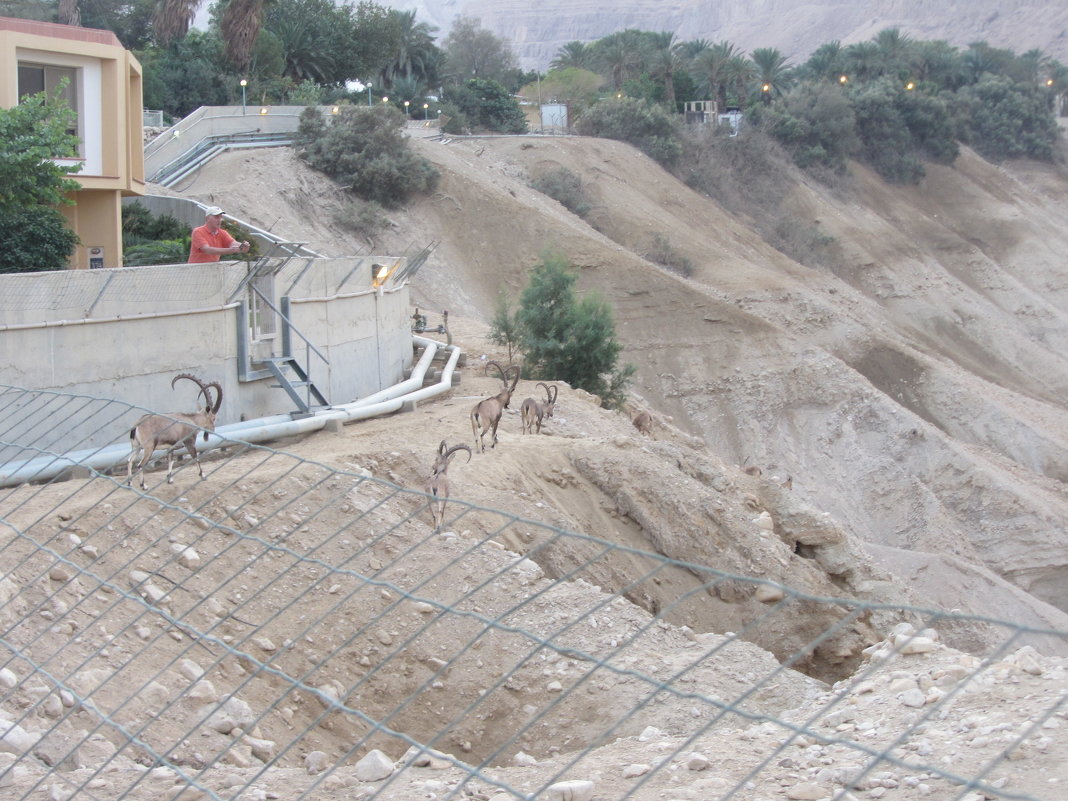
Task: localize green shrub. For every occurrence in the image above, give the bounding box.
[488,291,522,364]
[447,79,527,133]
[530,167,593,217]
[123,202,187,242]
[849,79,926,183]
[644,232,694,277]
[751,82,858,172]
[294,105,440,208]
[123,240,189,266]
[515,251,634,407]
[0,205,79,273]
[334,199,387,238]
[574,96,682,167]
[955,75,1059,161]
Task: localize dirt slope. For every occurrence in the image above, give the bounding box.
[169,127,1068,630]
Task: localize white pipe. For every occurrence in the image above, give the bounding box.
[0,336,461,488]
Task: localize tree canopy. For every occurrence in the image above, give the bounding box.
[0,89,81,273]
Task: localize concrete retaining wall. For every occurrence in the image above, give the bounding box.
[0,257,411,456]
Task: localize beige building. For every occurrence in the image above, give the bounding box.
[0,16,145,269]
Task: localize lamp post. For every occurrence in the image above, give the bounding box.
[240,79,247,115]
[404,99,410,117]
[367,82,372,106]
[423,102,429,120]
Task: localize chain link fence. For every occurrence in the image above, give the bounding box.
[1,386,1066,801]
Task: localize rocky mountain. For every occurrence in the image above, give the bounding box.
[386,0,1068,71]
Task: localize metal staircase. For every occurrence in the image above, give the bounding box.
[235,248,332,417]
[260,356,330,415]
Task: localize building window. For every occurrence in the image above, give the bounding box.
[17,62,82,154]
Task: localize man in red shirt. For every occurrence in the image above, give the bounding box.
[188,206,250,263]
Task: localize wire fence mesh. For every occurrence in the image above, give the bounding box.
[1,386,1066,801]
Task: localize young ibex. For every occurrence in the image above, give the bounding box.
[520,382,557,435]
[426,440,472,531]
[632,410,654,438]
[127,374,223,489]
[470,361,520,453]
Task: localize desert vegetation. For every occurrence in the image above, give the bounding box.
[490,252,635,408]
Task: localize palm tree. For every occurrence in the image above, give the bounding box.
[154,0,264,71]
[843,41,883,82]
[676,39,712,62]
[802,40,844,82]
[912,40,964,89]
[379,9,438,90]
[750,47,793,100]
[644,31,681,108]
[723,55,755,107]
[593,30,643,90]
[873,27,914,76]
[551,41,594,71]
[691,41,738,108]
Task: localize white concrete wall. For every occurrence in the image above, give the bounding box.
[0,258,412,454]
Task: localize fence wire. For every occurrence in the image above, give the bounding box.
[0,386,1066,801]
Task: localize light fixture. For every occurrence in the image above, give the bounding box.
[423,102,429,120]
[367,81,373,106]
[382,96,389,104]
[839,75,848,84]
[905,81,915,91]
[259,106,269,115]
[371,262,392,288]
[240,78,247,115]
[331,105,340,114]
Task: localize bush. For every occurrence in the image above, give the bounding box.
[123,240,189,266]
[515,252,634,407]
[955,75,1059,162]
[574,96,682,167]
[447,79,527,133]
[849,79,926,183]
[0,205,79,273]
[530,167,592,217]
[294,105,440,208]
[751,82,859,171]
[123,202,187,242]
[644,232,694,277]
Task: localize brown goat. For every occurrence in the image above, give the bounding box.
[426,440,472,531]
[520,382,557,435]
[632,410,654,438]
[127,374,222,489]
[470,361,520,452]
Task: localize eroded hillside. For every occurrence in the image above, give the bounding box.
[166,126,1068,641]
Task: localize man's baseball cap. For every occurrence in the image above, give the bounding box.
[205,206,225,216]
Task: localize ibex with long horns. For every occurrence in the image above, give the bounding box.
[470,361,520,453]
[426,440,472,531]
[127,374,223,489]
[520,382,557,435]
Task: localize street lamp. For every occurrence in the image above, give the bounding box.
[423,102,429,120]
[367,82,372,106]
[240,79,247,115]
[905,81,915,91]
[404,99,410,117]
[839,75,848,85]
[382,96,389,106]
